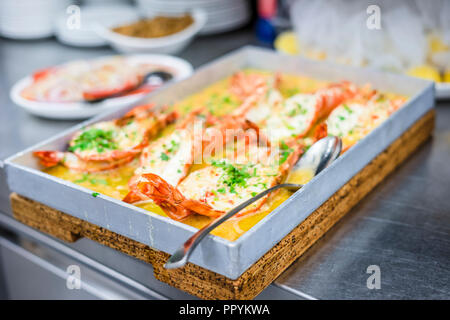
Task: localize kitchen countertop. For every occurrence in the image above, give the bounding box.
[0,30,449,300]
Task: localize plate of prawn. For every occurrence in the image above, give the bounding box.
[10,54,193,120]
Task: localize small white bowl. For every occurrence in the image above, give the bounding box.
[95,10,207,55]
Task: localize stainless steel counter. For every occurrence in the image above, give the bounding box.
[0,30,449,300]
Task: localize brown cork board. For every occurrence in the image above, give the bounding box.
[10,110,435,300]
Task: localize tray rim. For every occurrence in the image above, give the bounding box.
[4,45,435,279]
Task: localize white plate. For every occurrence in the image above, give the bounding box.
[436,82,450,99]
[10,54,193,120]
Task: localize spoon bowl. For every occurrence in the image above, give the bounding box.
[293,136,342,174]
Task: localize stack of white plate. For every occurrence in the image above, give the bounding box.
[0,0,70,39]
[136,0,251,35]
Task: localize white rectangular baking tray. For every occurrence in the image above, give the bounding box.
[5,46,434,279]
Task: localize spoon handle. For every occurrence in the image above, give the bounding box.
[164,183,303,269]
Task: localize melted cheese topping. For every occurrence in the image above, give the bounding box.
[327,98,401,151]
[246,89,283,123]
[179,160,279,213]
[327,103,366,137]
[246,89,319,143]
[265,93,318,142]
[136,129,193,186]
[69,118,154,160]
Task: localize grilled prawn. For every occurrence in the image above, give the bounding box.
[123,108,270,204]
[326,90,406,152]
[33,104,177,172]
[249,83,357,143]
[123,110,206,203]
[124,136,304,220]
[230,72,358,143]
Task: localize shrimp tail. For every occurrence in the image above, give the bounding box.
[33,151,64,168]
[124,173,223,220]
[315,81,359,118]
[122,189,146,204]
[313,123,328,141]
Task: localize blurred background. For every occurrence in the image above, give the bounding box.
[1,0,449,81]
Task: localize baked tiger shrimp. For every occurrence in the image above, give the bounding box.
[249,82,357,143]
[230,72,358,144]
[123,109,206,204]
[124,134,304,221]
[123,108,270,205]
[33,104,178,172]
[326,91,406,152]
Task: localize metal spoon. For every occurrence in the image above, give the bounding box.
[164,136,343,269]
[86,70,173,104]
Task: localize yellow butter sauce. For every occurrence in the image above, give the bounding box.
[45,161,138,199]
[286,167,315,184]
[44,158,315,241]
[136,167,314,240]
[44,70,327,241]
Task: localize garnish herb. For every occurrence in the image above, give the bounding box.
[89,178,108,186]
[69,128,117,153]
[279,141,293,164]
[74,174,89,183]
[212,160,254,194]
[222,95,232,104]
[288,103,307,117]
[74,174,108,186]
[286,88,300,96]
[217,188,226,194]
[160,152,170,161]
[166,139,180,153]
[343,104,353,114]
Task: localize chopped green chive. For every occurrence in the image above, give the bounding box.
[212,160,254,193]
[74,174,89,183]
[280,141,293,164]
[343,104,353,114]
[160,153,170,161]
[217,188,226,194]
[69,128,117,153]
